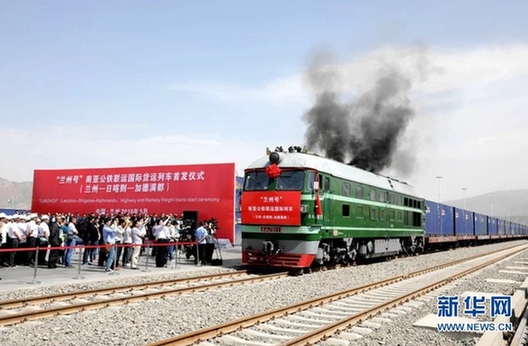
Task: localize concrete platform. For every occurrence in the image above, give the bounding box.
[413,313,485,333]
[0,245,243,294]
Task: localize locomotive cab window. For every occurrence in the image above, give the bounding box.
[244,171,269,191]
[306,172,316,191]
[276,170,305,190]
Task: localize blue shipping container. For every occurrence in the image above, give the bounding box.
[498,220,505,235]
[474,213,487,236]
[455,208,472,235]
[425,200,439,236]
[488,217,498,235]
[440,204,455,237]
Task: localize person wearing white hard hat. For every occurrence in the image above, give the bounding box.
[25,213,39,266]
[38,215,51,265]
[7,215,22,268]
[0,213,7,268]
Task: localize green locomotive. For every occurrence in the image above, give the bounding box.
[241,148,425,268]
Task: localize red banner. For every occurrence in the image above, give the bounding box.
[31,163,235,243]
[241,191,301,226]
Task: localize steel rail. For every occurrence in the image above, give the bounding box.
[147,243,528,346]
[0,271,289,327]
[280,246,526,345]
[0,270,250,310]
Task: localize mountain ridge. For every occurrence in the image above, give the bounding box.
[1,178,527,224]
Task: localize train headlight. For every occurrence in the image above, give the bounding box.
[269,152,280,164]
[300,204,308,213]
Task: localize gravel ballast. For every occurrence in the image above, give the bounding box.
[0,241,526,346]
[329,246,528,346]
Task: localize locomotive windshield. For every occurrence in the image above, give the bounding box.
[244,169,306,191]
[244,171,269,191]
[276,170,305,190]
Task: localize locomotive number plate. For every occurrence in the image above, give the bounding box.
[260,226,282,233]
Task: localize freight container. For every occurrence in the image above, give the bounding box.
[488,217,498,235]
[439,203,455,237]
[498,219,505,235]
[505,221,512,235]
[474,213,488,236]
[455,208,471,235]
[464,210,475,236]
[424,200,439,236]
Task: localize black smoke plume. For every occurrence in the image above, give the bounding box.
[303,48,429,174]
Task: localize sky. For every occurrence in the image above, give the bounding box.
[1,0,527,202]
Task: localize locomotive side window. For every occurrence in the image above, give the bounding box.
[324,177,330,192]
[356,186,364,198]
[276,170,305,190]
[370,208,376,220]
[398,196,403,205]
[342,182,350,196]
[390,210,395,220]
[342,204,350,217]
[379,192,386,203]
[370,190,376,201]
[380,209,385,221]
[389,194,395,204]
[244,171,269,191]
[306,172,316,191]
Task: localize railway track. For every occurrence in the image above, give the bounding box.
[148,243,528,346]
[0,270,289,327]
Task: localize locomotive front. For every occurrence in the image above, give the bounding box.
[241,149,322,268]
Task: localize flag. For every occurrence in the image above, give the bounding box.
[315,192,322,217]
[314,172,322,217]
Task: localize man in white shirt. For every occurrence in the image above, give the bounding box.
[154,217,170,268]
[0,213,7,268]
[38,215,51,265]
[7,215,22,267]
[25,213,39,265]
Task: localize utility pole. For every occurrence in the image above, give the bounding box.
[436,176,443,237]
[461,188,467,235]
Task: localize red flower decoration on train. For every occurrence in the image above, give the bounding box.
[266,164,281,179]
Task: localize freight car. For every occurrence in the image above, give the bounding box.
[240,148,528,269]
[423,202,527,250]
[241,148,425,268]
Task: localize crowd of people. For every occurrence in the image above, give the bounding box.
[0,211,219,275]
